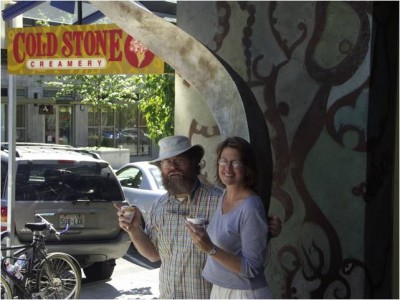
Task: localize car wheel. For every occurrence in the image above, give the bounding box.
[83,259,116,281]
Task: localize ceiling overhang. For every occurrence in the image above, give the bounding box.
[2,1,176,25]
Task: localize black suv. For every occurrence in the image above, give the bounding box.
[1,143,131,280]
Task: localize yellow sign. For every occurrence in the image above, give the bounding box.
[7,24,164,75]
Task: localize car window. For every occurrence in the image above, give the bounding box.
[149,167,164,190]
[117,167,143,189]
[15,161,122,201]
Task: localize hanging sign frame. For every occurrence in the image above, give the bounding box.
[7,23,164,75]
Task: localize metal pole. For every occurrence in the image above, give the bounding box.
[78,1,82,24]
[6,18,17,256]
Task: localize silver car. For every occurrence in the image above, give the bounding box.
[1,143,131,281]
[116,161,166,220]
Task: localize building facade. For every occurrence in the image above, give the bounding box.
[0,8,155,162]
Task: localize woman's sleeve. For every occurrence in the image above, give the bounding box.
[239,198,269,278]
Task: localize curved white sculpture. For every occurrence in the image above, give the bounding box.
[90,1,249,140]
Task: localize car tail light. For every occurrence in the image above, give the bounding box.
[1,206,7,231]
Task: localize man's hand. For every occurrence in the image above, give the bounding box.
[114,203,143,232]
[268,215,282,238]
[114,203,160,262]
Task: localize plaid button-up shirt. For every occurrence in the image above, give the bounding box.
[145,180,222,299]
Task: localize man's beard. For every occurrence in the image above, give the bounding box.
[163,173,196,196]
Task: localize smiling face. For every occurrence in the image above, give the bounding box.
[218,147,246,188]
[215,136,258,190]
[160,153,198,196]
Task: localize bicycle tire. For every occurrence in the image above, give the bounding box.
[36,252,81,299]
[1,231,10,258]
[1,275,13,299]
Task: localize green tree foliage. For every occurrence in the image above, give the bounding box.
[44,72,174,145]
[45,74,138,109]
[132,74,175,143]
[34,18,175,145]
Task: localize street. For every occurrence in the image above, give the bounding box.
[80,246,160,299]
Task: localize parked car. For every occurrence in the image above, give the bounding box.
[1,143,131,281]
[116,161,166,220]
[119,128,151,145]
[102,128,150,146]
[102,129,121,140]
[101,129,122,147]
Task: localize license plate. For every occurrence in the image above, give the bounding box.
[59,214,85,228]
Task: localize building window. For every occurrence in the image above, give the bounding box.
[43,89,59,98]
[16,105,26,141]
[87,105,151,157]
[0,88,27,98]
[16,88,28,97]
[1,104,26,142]
[88,107,116,147]
[43,88,72,100]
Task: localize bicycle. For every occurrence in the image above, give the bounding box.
[1,214,82,299]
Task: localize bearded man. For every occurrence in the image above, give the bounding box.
[115,135,280,299]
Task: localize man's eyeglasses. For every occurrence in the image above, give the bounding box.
[217,159,243,169]
[160,158,188,170]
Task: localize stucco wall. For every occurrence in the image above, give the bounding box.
[176,1,396,298]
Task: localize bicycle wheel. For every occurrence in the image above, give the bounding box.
[1,231,10,258]
[1,276,13,299]
[36,252,81,299]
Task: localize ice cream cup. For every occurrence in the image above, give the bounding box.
[186,217,207,229]
[121,206,135,223]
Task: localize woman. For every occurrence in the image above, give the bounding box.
[185,136,272,299]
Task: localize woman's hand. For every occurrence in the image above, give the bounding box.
[185,220,242,273]
[114,203,143,233]
[184,221,214,253]
[268,215,282,238]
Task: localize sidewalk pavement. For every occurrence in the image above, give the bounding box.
[80,266,160,299]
